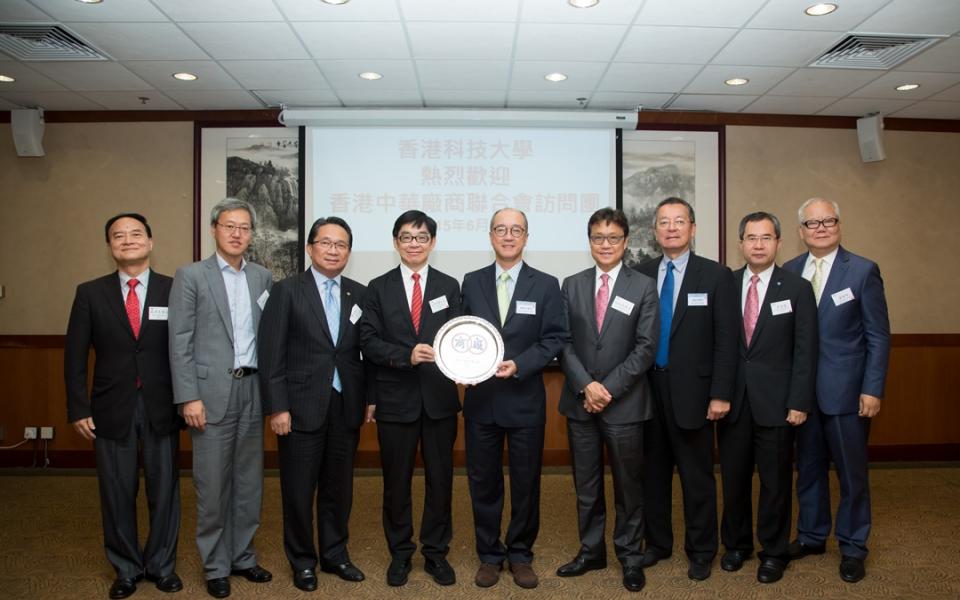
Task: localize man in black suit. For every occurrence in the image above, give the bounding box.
[635,197,738,581]
[65,213,183,599]
[359,210,462,587]
[258,217,369,592]
[460,208,568,590]
[717,212,817,583]
[557,208,659,593]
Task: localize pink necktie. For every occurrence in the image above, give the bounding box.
[744,274,759,345]
[125,278,141,339]
[596,273,610,332]
[411,273,422,334]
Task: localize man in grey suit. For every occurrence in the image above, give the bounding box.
[169,198,274,598]
[557,208,659,593]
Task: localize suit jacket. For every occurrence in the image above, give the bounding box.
[635,253,738,430]
[64,270,180,440]
[168,254,273,424]
[783,246,890,416]
[359,266,462,423]
[731,265,818,427]
[257,269,370,431]
[559,264,659,424]
[460,262,568,428]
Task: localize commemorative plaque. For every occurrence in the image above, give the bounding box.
[433,316,504,385]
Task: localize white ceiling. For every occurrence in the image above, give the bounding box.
[0,0,959,119]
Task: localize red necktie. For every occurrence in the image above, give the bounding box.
[595,273,610,332]
[126,278,141,339]
[744,274,759,345]
[411,272,422,334]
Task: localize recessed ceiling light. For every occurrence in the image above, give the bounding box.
[358,71,383,80]
[172,72,198,81]
[725,77,749,86]
[895,83,920,91]
[320,0,351,4]
[544,72,568,82]
[0,74,15,83]
[568,0,600,7]
[805,3,837,16]
[75,0,103,4]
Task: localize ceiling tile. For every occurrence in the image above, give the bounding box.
[598,63,701,93]
[740,95,839,114]
[161,90,264,109]
[220,60,329,90]
[683,65,794,95]
[26,0,167,22]
[78,90,183,110]
[515,24,627,61]
[636,0,768,28]
[422,90,507,108]
[253,90,341,107]
[818,97,916,116]
[0,61,66,91]
[930,83,960,101]
[507,90,596,108]
[121,61,241,91]
[746,0,891,31]
[0,90,104,110]
[889,100,960,119]
[150,0,283,22]
[896,37,960,73]
[64,22,208,61]
[712,29,844,67]
[26,61,152,91]
[274,0,400,21]
[317,60,418,90]
[669,94,758,112]
[0,97,18,109]
[416,60,509,90]
[293,22,409,60]
[520,0,643,24]
[854,0,960,36]
[616,26,737,64]
[0,0,52,21]
[180,23,309,60]
[406,22,515,60]
[337,89,423,107]
[767,68,882,96]
[588,92,673,110]
[509,61,606,91]
[400,0,519,22]
[849,71,960,100]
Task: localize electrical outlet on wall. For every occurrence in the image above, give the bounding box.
[40,427,54,440]
[24,427,38,440]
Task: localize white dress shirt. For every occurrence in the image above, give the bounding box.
[399,262,429,310]
[118,267,150,320]
[741,263,775,314]
[216,253,257,369]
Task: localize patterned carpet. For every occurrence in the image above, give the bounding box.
[1,467,958,599]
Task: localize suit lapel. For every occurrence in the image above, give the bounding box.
[420,268,443,340]
[819,246,849,315]
[505,263,534,327]
[671,254,700,336]
[338,277,355,347]
[389,267,418,339]
[139,271,164,340]
[598,267,630,339]
[203,256,235,344]
[301,269,334,345]
[749,267,784,350]
[101,272,137,340]
[477,264,500,327]
[734,268,746,348]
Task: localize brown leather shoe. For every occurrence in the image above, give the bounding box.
[509,562,539,589]
[474,563,501,588]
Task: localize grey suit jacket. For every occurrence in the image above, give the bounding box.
[169,254,273,424]
[560,264,659,424]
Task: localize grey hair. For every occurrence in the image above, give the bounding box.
[489,207,529,232]
[797,197,840,224]
[738,211,781,240]
[210,198,257,229]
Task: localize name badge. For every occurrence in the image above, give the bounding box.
[350,304,363,324]
[516,300,537,315]
[256,289,269,310]
[611,296,634,316]
[429,295,449,313]
[148,306,168,321]
[832,288,855,306]
[770,299,792,315]
[688,293,708,306]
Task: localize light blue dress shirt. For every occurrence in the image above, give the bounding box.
[216,253,257,369]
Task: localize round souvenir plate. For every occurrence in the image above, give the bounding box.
[433,315,504,385]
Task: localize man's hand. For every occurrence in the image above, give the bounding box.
[72,417,96,441]
[786,409,807,426]
[706,399,730,421]
[271,411,292,436]
[365,405,376,424]
[859,394,882,418]
[410,343,435,366]
[583,381,613,413]
[495,360,518,379]
[182,399,207,432]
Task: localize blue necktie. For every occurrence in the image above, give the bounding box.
[655,261,675,368]
[324,279,342,392]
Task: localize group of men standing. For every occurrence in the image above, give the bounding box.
[65,194,888,598]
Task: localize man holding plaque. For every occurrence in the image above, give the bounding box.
[359,210,462,587]
[557,208,659,593]
[460,208,568,590]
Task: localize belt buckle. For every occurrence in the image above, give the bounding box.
[229,367,243,379]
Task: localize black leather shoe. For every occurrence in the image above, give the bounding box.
[556,554,607,577]
[788,539,826,560]
[230,565,272,583]
[840,556,866,583]
[206,577,230,599]
[109,576,141,599]
[641,547,671,568]
[757,558,786,583]
[622,566,646,592]
[425,558,456,586]
[145,573,183,593]
[386,558,411,587]
[688,559,712,581]
[293,569,317,592]
[720,549,751,572]
[320,561,365,582]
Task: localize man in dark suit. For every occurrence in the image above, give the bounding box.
[460,208,567,590]
[258,217,369,592]
[359,210,462,587]
[717,212,817,583]
[557,208,659,593]
[635,197,738,581]
[784,198,890,583]
[65,213,183,599]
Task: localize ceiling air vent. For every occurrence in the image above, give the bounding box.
[810,33,943,70]
[0,23,110,61]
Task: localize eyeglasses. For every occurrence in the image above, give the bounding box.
[589,234,625,246]
[743,235,777,244]
[801,217,839,230]
[396,232,432,244]
[216,222,252,235]
[656,218,690,229]
[310,238,349,251]
[491,225,526,238]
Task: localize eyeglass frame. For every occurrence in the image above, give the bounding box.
[801,217,840,230]
[309,238,350,251]
[395,232,432,244]
[215,222,253,235]
[588,234,625,246]
[491,224,526,238]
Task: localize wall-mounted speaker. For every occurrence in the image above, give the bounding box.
[856,113,885,163]
[11,108,45,157]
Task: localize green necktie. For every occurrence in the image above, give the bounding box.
[811,258,824,304]
[497,271,511,325]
